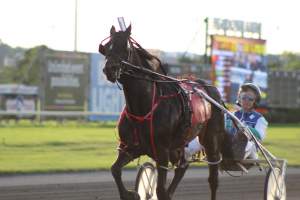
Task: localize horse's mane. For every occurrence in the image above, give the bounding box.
[130,39,167,75]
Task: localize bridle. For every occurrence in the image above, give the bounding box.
[99,35,176,84]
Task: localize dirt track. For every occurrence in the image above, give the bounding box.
[0,167,299,200]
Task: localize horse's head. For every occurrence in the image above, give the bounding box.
[99,25,131,83]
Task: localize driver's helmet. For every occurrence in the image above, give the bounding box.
[237,83,262,106]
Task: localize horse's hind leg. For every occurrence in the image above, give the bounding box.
[208,163,219,200]
[111,151,140,200]
[205,129,222,200]
[167,165,189,199]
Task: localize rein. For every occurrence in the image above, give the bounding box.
[121,71,182,83]
[121,60,187,83]
[121,60,217,89]
[102,34,216,162]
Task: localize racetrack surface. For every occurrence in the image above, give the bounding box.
[0,167,299,200]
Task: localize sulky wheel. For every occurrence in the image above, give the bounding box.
[135,162,157,200]
[264,167,286,200]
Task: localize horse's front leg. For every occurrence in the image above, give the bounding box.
[156,148,171,200]
[167,164,189,199]
[111,150,140,200]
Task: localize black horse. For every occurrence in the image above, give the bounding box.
[99,25,225,200]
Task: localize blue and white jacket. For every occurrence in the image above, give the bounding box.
[225,109,268,140]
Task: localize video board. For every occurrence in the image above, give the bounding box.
[88,53,125,121]
[41,50,89,111]
[211,35,267,106]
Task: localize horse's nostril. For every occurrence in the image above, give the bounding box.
[103,68,106,74]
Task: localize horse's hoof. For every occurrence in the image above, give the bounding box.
[121,190,140,200]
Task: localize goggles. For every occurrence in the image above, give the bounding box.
[240,94,255,102]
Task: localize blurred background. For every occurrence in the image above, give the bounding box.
[0,3,299,200]
[0,0,299,124]
[0,0,299,181]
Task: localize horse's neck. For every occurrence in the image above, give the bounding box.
[123,49,161,116]
[123,79,155,116]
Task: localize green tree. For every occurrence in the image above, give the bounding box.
[177,54,204,64]
[281,51,300,70]
[15,45,48,85]
[0,67,17,83]
[0,41,24,83]
[267,52,300,71]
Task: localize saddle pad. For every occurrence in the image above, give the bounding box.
[179,82,212,126]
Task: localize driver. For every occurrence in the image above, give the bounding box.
[184,83,268,161]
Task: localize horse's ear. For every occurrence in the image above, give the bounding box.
[125,24,131,36]
[110,25,116,35]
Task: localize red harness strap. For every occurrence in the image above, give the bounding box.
[118,83,180,161]
[117,107,128,148]
[149,83,158,160]
[125,103,159,122]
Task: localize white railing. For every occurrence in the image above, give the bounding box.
[0,111,120,118]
